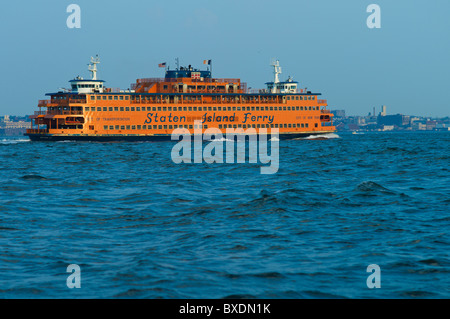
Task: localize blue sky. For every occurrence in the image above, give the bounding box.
[0,0,449,117]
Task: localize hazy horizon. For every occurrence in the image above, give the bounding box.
[1,0,449,117]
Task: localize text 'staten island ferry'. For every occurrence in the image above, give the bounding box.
[26,57,335,141]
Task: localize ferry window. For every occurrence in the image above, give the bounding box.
[296,106,299,110]
[193,107,197,111]
[109,125,114,130]
[287,106,291,110]
[90,95,95,100]
[108,96,112,100]
[271,124,274,128]
[126,107,130,111]
[305,123,309,127]
[257,124,260,128]
[275,124,278,128]
[299,96,303,100]
[309,106,312,110]
[265,107,268,111]
[142,125,146,129]
[102,96,107,100]
[103,107,107,111]
[158,125,162,129]
[237,107,241,111]
[153,125,157,129]
[300,106,303,110]
[163,85,168,90]
[168,107,172,111]
[288,124,292,128]
[189,107,192,111]
[163,107,167,111]
[114,107,118,111]
[119,96,123,100]
[97,107,101,111]
[251,107,255,111]
[213,107,217,111]
[126,125,130,130]
[287,96,290,100]
[125,96,129,100]
[104,125,108,130]
[282,107,286,111]
[270,107,273,111]
[188,125,192,129]
[158,107,161,111]
[115,125,119,130]
[84,107,89,111]
[120,107,124,111]
[203,125,207,129]
[296,96,299,100]
[153,107,156,111]
[114,96,118,100]
[256,107,260,111]
[208,107,212,111]
[109,107,113,111]
[312,96,315,100]
[132,125,136,130]
[233,124,237,128]
[219,124,222,129]
[169,125,173,129]
[131,107,135,111]
[232,107,236,111]
[136,107,140,111]
[315,123,318,127]
[120,126,125,130]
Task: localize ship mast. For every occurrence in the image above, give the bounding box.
[271,59,282,93]
[88,55,100,80]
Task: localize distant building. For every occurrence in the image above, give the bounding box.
[5,121,29,129]
[332,110,346,118]
[426,121,437,130]
[380,105,387,116]
[412,122,427,130]
[378,114,410,127]
[356,116,365,125]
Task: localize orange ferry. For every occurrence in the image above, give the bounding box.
[26,57,334,141]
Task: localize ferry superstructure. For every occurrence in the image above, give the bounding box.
[26,57,335,141]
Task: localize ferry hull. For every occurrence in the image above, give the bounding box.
[25,131,334,142]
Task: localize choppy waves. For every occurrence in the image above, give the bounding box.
[0,131,449,298]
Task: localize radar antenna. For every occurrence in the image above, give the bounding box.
[88,55,100,80]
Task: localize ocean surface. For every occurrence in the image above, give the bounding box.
[0,131,449,299]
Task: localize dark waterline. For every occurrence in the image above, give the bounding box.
[0,131,449,298]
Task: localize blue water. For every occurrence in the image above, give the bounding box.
[0,131,449,298]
